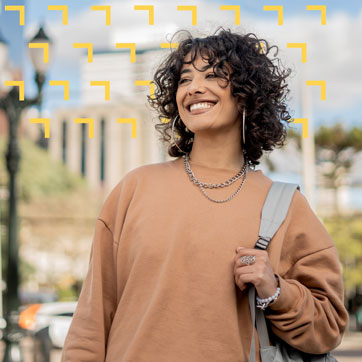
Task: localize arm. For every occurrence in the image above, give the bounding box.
[61,218,117,361]
[265,192,349,354]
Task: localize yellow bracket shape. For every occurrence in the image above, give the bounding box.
[135,80,155,99]
[306,5,326,25]
[29,43,49,63]
[263,5,283,25]
[177,5,197,25]
[287,43,307,63]
[117,118,137,138]
[30,118,50,138]
[48,5,68,25]
[49,80,69,100]
[74,118,94,138]
[134,5,154,25]
[292,118,308,138]
[116,43,136,63]
[256,42,266,54]
[5,5,25,25]
[4,81,24,100]
[90,81,110,100]
[220,5,240,25]
[91,5,111,25]
[161,43,179,49]
[306,80,326,100]
[73,43,93,63]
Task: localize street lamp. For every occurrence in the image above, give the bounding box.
[0,24,53,362]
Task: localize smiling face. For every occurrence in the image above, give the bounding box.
[176,51,242,137]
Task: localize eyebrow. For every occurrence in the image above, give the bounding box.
[180,66,212,76]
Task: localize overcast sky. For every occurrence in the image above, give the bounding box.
[19,0,362,129]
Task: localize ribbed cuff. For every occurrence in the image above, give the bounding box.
[266,274,300,314]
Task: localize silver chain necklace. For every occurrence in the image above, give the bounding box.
[183,153,248,203]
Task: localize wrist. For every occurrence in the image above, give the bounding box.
[256,275,280,310]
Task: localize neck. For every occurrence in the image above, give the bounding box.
[187,141,245,173]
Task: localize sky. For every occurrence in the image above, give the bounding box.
[1,0,362,129]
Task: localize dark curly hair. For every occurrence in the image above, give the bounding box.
[146,26,293,166]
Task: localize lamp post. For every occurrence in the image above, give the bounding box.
[0,25,53,361]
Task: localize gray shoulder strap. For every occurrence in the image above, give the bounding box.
[248,181,301,362]
[254,181,300,250]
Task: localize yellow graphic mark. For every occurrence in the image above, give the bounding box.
[287,43,307,63]
[135,80,155,99]
[220,5,240,25]
[306,80,326,100]
[256,42,266,54]
[28,43,49,63]
[306,5,326,25]
[177,5,197,25]
[48,5,68,25]
[73,43,93,63]
[90,81,110,100]
[91,5,111,25]
[117,118,137,138]
[293,118,308,138]
[115,43,136,63]
[30,118,50,138]
[49,80,69,100]
[161,118,170,124]
[160,43,179,49]
[4,81,24,100]
[134,5,154,25]
[74,118,94,138]
[4,5,25,25]
[263,5,283,25]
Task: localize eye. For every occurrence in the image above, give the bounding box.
[207,73,217,78]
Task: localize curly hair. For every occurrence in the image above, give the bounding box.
[146,26,293,166]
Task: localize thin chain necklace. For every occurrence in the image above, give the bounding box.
[183,153,248,203]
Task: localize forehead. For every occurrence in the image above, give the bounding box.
[180,51,232,74]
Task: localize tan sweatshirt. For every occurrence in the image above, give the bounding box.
[62,157,348,362]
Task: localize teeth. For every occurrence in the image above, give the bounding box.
[190,102,215,112]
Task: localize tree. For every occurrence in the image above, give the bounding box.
[315,124,362,215]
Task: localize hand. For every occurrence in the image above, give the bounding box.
[233,247,278,299]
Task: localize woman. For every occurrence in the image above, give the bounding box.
[62,27,348,361]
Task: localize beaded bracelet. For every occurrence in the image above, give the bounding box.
[256,275,281,310]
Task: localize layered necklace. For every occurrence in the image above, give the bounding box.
[183,153,248,203]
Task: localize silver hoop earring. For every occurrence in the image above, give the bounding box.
[171,115,188,154]
[242,108,246,145]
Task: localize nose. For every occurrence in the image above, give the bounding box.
[187,76,207,96]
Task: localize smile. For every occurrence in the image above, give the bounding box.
[187,102,218,115]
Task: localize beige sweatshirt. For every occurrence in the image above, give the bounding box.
[62,157,348,362]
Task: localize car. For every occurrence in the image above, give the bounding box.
[19,301,77,360]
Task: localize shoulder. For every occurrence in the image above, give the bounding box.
[97,159,178,226]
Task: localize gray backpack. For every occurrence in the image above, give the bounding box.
[248,181,338,362]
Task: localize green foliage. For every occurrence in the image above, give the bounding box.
[324,214,362,293]
[0,136,87,202]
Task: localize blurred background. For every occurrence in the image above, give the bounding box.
[0,0,361,361]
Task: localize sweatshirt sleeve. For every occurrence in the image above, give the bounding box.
[265,190,349,354]
[61,218,117,361]
[61,177,133,361]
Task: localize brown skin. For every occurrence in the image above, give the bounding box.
[234,247,278,299]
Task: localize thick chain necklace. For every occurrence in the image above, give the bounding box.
[183,153,248,203]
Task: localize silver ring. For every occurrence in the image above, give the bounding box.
[240,255,256,265]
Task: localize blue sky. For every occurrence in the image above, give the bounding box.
[1,0,362,128]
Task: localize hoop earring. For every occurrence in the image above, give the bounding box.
[242,108,246,145]
[171,114,188,154]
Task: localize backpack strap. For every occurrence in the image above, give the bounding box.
[254,182,300,250]
[248,181,300,362]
